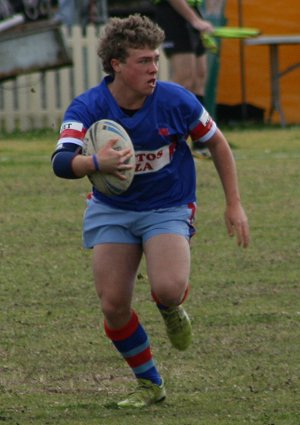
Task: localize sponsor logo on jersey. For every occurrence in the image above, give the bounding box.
[135,143,175,174]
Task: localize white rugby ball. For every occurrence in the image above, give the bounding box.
[82,120,135,196]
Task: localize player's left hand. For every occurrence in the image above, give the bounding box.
[192,18,214,34]
[224,203,250,248]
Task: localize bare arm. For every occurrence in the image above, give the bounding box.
[167,0,214,32]
[207,128,250,248]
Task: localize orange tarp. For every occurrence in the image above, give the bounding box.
[217,0,300,124]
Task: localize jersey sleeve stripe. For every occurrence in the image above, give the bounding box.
[190,120,217,142]
[56,138,84,148]
[60,128,87,140]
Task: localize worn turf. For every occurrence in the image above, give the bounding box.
[0,126,299,424]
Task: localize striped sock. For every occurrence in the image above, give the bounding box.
[104,311,162,385]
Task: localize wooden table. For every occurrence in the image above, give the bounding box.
[245,35,300,127]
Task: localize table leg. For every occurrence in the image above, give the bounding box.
[269,44,286,127]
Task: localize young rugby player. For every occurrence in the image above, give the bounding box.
[51,14,249,408]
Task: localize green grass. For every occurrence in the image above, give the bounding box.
[0,126,299,424]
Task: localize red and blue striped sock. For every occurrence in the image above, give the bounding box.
[104,310,162,385]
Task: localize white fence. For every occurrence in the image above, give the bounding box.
[0,25,170,133]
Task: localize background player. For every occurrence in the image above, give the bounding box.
[152,0,214,156]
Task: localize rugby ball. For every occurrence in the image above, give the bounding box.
[82,120,135,196]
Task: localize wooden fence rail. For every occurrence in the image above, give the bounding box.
[0,25,170,133]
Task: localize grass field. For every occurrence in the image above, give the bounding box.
[0,126,299,424]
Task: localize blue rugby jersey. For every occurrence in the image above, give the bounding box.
[53,75,217,211]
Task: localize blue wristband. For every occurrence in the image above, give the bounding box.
[92,154,100,171]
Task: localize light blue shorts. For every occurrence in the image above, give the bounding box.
[83,196,196,248]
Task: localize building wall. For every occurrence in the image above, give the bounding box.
[217,0,300,124]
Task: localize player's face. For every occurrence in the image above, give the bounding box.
[114,48,160,97]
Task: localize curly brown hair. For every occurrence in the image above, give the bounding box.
[97,14,165,75]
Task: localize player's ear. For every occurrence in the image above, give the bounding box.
[111,58,121,73]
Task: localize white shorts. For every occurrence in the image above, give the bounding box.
[83,196,196,248]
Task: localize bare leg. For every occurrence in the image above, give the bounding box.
[93,242,164,395]
[93,243,143,329]
[194,53,208,97]
[144,234,192,351]
[169,53,197,92]
[144,234,191,306]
